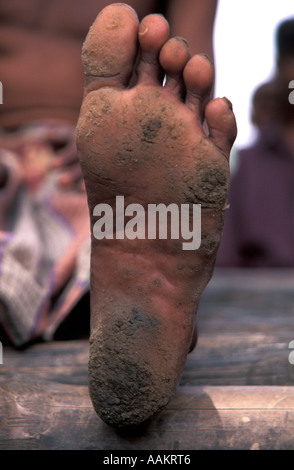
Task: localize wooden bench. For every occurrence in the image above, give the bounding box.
[1,269,294,450]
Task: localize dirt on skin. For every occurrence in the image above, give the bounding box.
[77,92,228,428]
[76,4,235,429]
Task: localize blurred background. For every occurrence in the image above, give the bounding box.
[214,0,294,148]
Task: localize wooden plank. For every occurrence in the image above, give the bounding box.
[3,328,294,388]
[183,268,294,386]
[181,332,294,386]
[1,339,294,450]
[1,269,294,450]
[211,268,294,292]
[198,270,294,336]
[1,378,294,450]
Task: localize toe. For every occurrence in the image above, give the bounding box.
[159,37,191,98]
[206,97,237,157]
[183,54,214,119]
[81,4,139,92]
[136,14,170,86]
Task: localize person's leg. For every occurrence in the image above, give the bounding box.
[76,3,236,428]
[166,0,218,59]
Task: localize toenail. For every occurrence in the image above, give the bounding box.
[174,36,189,48]
[139,23,148,36]
[223,97,233,111]
[198,53,213,65]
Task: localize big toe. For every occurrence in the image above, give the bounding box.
[82,3,139,91]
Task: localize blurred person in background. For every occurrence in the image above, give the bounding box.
[217,18,294,268]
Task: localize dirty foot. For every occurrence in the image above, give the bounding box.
[76,3,236,428]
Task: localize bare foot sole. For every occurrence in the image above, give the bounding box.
[76,3,237,428]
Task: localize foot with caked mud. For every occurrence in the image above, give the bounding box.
[76,3,237,428]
